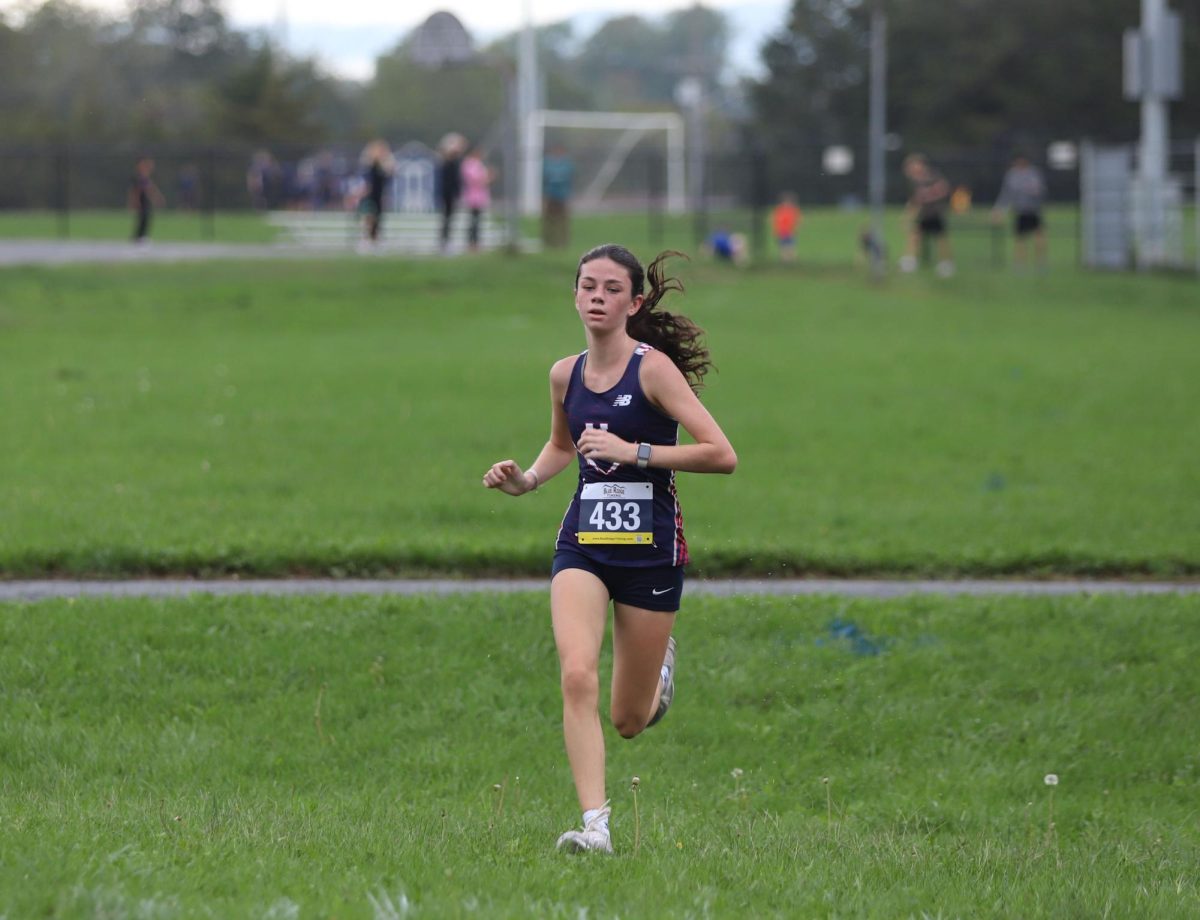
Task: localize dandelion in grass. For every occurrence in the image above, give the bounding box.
[492,779,507,819]
[630,776,641,855]
[730,767,744,801]
[1043,773,1060,867]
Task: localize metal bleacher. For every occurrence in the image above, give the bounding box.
[266,210,533,254]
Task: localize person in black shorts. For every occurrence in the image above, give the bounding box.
[992,154,1048,270]
[900,153,954,277]
[483,244,737,854]
[437,133,465,253]
[358,140,394,249]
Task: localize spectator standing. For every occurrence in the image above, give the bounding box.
[992,154,1048,270]
[128,156,165,244]
[246,151,278,211]
[177,164,200,211]
[460,146,495,252]
[900,154,954,277]
[359,140,395,249]
[542,146,574,249]
[771,193,803,262]
[438,133,466,253]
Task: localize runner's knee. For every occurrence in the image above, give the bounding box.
[611,707,647,739]
[560,661,599,706]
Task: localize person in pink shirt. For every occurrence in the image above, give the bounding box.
[461,147,495,252]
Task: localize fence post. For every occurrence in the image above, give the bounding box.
[203,147,217,241]
[691,153,708,250]
[749,145,768,263]
[646,150,664,248]
[56,148,70,239]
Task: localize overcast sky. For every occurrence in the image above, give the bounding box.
[1,0,787,80]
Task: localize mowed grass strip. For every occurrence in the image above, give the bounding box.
[0,210,280,243]
[1,592,1197,917]
[1,228,1198,577]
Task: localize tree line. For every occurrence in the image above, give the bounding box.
[0,0,730,148]
[1,0,1195,172]
[755,0,1200,191]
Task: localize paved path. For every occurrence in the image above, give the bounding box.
[0,240,351,267]
[2,578,1198,603]
[0,237,537,267]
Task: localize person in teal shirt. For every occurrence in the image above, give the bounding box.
[543,147,574,248]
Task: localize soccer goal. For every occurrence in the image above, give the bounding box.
[521,109,686,216]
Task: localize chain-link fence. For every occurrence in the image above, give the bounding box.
[0,138,1122,271]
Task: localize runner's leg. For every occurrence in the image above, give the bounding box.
[610,603,676,738]
[551,568,611,810]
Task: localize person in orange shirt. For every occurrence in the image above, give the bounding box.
[771,193,802,262]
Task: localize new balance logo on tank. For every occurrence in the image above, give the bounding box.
[613,394,632,407]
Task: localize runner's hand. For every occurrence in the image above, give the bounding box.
[483,459,534,496]
[576,428,635,465]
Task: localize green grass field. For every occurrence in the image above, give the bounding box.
[1,213,1197,577]
[3,211,1198,917]
[2,591,1198,917]
[0,210,280,243]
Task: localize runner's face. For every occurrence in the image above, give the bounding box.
[575,258,643,332]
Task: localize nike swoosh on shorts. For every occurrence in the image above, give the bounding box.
[651,587,675,596]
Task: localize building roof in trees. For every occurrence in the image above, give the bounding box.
[410,11,475,69]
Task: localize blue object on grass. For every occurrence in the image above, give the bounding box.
[825,617,886,656]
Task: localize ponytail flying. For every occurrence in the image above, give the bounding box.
[575,244,712,392]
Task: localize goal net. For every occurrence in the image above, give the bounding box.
[521,109,685,216]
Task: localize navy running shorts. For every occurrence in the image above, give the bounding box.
[917,214,946,237]
[551,549,684,612]
[1015,211,1043,236]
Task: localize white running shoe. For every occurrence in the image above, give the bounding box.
[936,259,956,278]
[556,803,612,853]
[898,254,917,273]
[647,635,676,728]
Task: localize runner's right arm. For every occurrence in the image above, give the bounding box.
[482,358,577,496]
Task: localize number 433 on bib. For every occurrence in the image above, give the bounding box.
[578,482,654,545]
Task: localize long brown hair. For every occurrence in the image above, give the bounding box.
[575,244,712,392]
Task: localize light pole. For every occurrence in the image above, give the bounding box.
[1125,0,1183,267]
[867,0,888,278]
[517,0,540,217]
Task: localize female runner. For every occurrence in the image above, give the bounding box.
[483,244,736,853]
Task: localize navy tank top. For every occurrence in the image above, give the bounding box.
[556,344,688,567]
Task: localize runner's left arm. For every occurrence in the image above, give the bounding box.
[575,351,736,475]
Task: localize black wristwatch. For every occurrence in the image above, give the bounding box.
[636,442,653,469]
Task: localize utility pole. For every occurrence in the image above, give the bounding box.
[517,0,540,216]
[1125,0,1183,267]
[867,1,888,279]
[1138,0,1168,266]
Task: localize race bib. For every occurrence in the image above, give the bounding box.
[578,482,654,545]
